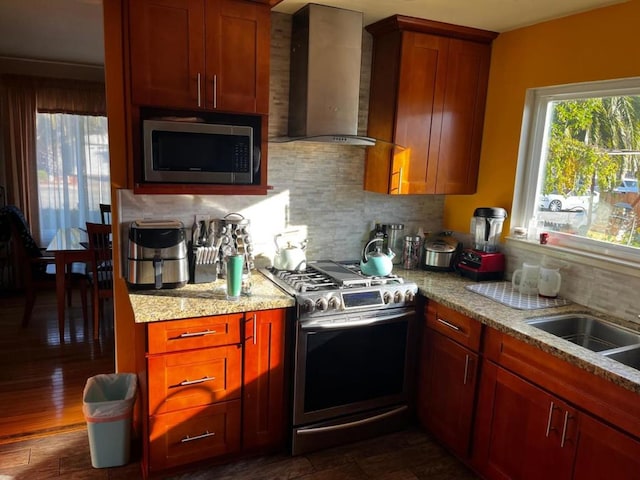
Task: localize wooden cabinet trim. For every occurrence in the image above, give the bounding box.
[366,15,498,44]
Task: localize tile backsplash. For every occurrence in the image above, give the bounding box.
[119,12,445,264]
[503,240,640,324]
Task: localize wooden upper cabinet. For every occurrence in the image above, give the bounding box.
[129,0,270,114]
[205,0,270,113]
[365,16,497,195]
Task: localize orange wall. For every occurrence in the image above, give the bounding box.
[444,0,640,234]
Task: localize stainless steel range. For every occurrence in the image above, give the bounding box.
[261,260,419,455]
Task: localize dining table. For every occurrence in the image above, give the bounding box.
[46,227,92,342]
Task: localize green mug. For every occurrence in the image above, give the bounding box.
[226,254,243,301]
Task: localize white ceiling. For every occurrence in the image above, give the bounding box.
[0,0,627,67]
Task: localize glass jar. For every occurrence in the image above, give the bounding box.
[402,235,422,270]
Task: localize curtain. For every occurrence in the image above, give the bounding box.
[36,114,110,245]
[0,75,106,245]
[0,77,39,238]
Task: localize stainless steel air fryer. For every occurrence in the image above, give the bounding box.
[127,220,188,289]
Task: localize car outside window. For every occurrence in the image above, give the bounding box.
[511,78,640,264]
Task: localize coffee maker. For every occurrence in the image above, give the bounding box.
[458,207,508,281]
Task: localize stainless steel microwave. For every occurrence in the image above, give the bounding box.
[142,119,257,184]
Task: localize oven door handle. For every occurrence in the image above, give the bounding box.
[300,310,413,331]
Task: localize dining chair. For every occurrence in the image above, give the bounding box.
[99,204,112,225]
[0,205,89,327]
[86,222,113,340]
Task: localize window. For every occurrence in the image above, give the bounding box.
[512,78,640,264]
[36,113,110,245]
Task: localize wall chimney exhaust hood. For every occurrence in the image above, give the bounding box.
[271,3,375,146]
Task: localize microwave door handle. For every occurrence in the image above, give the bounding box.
[153,255,164,289]
[253,145,261,174]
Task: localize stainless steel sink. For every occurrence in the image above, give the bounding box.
[602,345,640,370]
[525,314,640,352]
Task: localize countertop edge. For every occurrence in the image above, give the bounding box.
[403,269,640,395]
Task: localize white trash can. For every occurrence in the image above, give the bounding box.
[82,373,137,468]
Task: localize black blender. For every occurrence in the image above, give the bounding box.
[457,207,508,281]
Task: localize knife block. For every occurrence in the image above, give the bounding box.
[188,243,218,284]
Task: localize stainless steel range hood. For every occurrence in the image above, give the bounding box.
[271,4,375,146]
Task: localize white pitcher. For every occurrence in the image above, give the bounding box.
[538,266,562,298]
[512,263,540,295]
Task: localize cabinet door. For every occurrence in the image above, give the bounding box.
[473,362,575,480]
[243,309,287,451]
[435,38,491,194]
[417,328,478,458]
[205,0,270,113]
[395,31,449,194]
[573,414,640,480]
[129,0,205,108]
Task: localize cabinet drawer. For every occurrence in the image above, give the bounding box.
[149,400,241,472]
[148,345,242,415]
[147,314,242,354]
[425,302,482,351]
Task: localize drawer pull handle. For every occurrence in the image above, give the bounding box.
[463,354,470,385]
[253,314,257,345]
[545,401,557,437]
[178,376,216,387]
[561,411,573,447]
[196,72,202,108]
[181,430,216,443]
[178,329,217,338]
[437,318,462,332]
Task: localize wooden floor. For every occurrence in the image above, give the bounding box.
[0,288,115,443]
[0,287,479,479]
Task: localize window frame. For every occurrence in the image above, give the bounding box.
[510,76,640,272]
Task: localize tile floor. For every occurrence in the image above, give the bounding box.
[0,426,479,479]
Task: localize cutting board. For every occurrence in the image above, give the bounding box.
[465,281,571,310]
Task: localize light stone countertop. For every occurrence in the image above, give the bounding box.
[128,272,295,323]
[127,266,640,395]
[396,267,640,395]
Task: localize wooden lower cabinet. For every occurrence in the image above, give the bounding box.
[573,413,640,480]
[144,309,288,475]
[417,301,482,459]
[418,328,478,458]
[473,361,575,479]
[243,309,287,452]
[149,400,242,471]
[473,355,640,480]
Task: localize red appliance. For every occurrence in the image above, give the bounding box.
[457,249,505,281]
[458,207,508,281]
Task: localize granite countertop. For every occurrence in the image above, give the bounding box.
[127,265,640,395]
[396,267,640,395]
[128,272,295,323]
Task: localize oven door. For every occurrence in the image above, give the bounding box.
[293,308,415,427]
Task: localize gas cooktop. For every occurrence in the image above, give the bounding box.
[260,260,417,319]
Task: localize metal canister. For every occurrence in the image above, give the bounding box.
[385,224,405,265]
[402,235,422,270]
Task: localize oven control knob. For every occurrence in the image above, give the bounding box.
[394,290,405,303]
[316,297,329,311]
[301,298,315,314]
[405,290,416,302]
[328,295,341,311]
[383,291,393,304]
